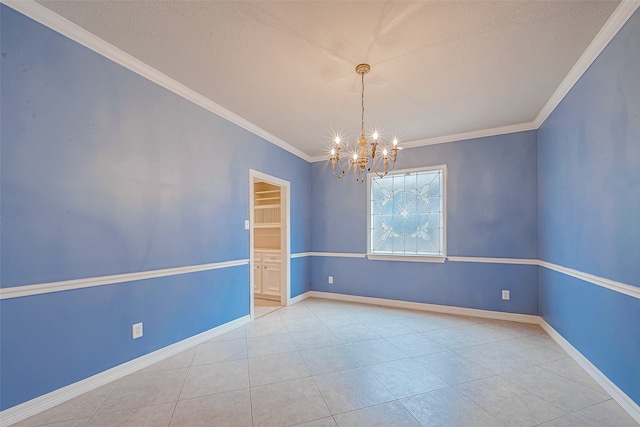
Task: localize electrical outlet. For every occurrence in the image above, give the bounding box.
[328,276,333,284]
[244,220,250,230]
[132,322,143,339]
[502,290,510,300]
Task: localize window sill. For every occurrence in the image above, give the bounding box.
[366,254,446,263]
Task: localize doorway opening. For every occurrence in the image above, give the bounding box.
[249,170,290,320]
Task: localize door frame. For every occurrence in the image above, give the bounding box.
[249,169,291,320]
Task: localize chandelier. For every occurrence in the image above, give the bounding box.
[329,63,399,182]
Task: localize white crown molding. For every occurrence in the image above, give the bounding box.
[309,1,640,161]
[3,1,638,162]
[307,291,540,324]
[0,315,251,427]
[309,154,329,163]
[534,0,640,127]
[0,0,312,163]
[540,320,640,424]
[0,259,249,300]
[309,122,538,162]
[399,122,538,150]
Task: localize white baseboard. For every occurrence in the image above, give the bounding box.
[0,315,251,427]
[307,291,640,421]
[4,296,639,426]
[306,291,540,324]
[539,320,640,424]
[289,292,311,305]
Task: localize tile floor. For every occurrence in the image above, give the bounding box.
[254,298,282,319]
[13,298,638,427]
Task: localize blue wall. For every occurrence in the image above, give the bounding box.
[2,0,640,415]
[310,131,539,314]
[538,8,640,405]
[0,5,311,410]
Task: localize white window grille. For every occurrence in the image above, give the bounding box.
[368,165,446,258]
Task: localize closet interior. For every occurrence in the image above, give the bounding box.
[253,181,282,302]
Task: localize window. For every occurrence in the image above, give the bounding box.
[368,165,446,260]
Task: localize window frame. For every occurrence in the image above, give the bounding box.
[367,164,447,263]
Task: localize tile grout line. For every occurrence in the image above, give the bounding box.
[302,301,413,423]
[289,301,336,424]
[15,298,635,427]
[82,374,122,426]
[165,354,194,427]
[246,350,255,427]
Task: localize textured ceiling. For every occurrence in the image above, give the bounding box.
[36,1,620,158]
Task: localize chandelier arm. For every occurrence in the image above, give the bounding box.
[368,143,399,178]
[369,151,387,178]
[331,154,350,179]
[331,166,348,179]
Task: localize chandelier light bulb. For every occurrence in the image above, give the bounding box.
[353,153,358,160]
[393,138,398,146]
[373,131,379,140]
[330,148,336,156]
[335,136,341,145]
[383,148,388,156]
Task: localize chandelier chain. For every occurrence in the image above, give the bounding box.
[361,71,365,135]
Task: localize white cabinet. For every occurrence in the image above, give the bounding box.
[254,253,263,294]
[254,251,281,300]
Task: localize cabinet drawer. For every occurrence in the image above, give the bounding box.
[262,254,281,263]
